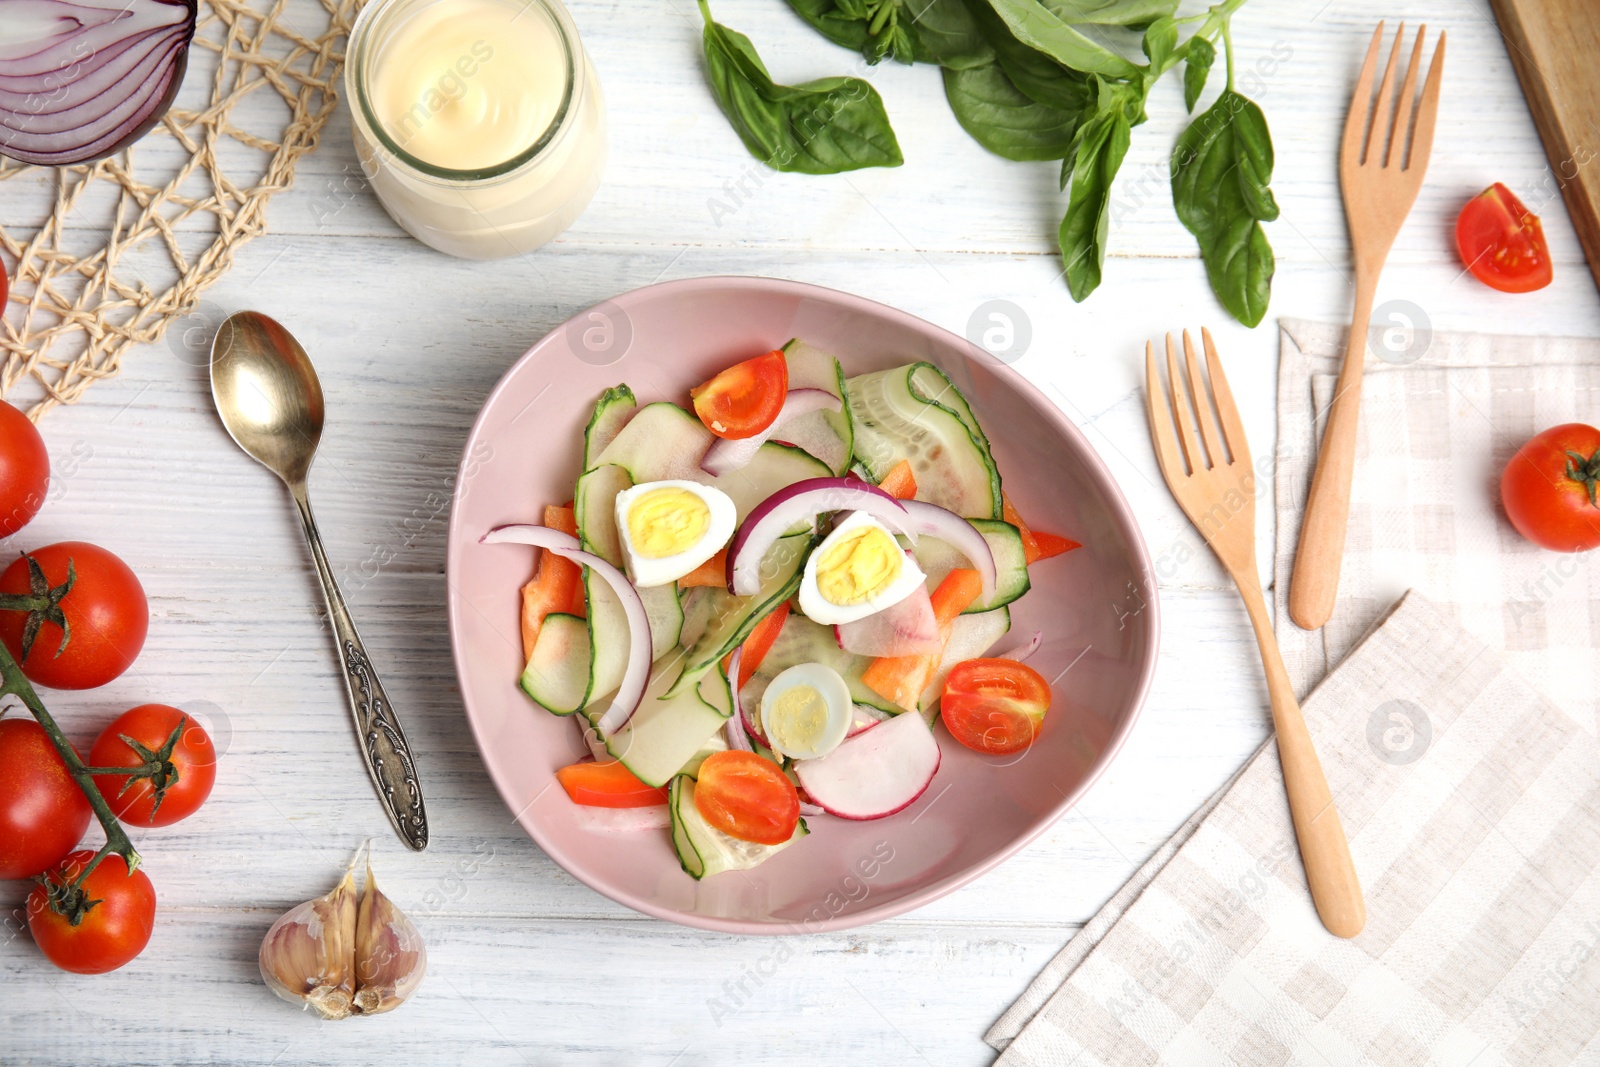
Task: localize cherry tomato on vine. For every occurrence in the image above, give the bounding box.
[91,704,216,826]
[940,658,1052,755]
[0,541,148,689]
[693,750,799,845]
[690,351,788,440]
[0,401,48,537]
[1456,183,1553,293]
[1501,423,1600,553]
[28,850,155,974]
[0,718,90,879]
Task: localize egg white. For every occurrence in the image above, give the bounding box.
[798,510,928,625]
[613,480,737,588]
[760,662,852,761]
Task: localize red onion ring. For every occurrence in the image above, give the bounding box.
[482,524,650,737]
[724,649,754,752]
[726,478,914,596]
[995,630,1043,663]
[897,499,997,604]
[700,388,842,477]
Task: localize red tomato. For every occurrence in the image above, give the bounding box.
[555,759,669,808]
[28,850,155,974]
[0,718,90,879]
[0,401,48,537]
[1501,423,1600,552]
[90,705,217,826]
[0,542,148,689]
[690,351,788,440]
[1456,183,1553,293]
[940,658,1052,755]
[693,751,799,845]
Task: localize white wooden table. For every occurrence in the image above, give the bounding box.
[3,0,1599,1062]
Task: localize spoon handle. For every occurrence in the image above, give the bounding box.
[290,481,429,850]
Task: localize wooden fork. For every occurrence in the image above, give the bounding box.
[1147,330,1365,939]
[1289,22,1446,631]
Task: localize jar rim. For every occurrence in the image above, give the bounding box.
[347,0,580,182]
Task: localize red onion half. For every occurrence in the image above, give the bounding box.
[0,0,197,166]
[482,524,650,738]
[700,389,842,477]
[726,478,914,596]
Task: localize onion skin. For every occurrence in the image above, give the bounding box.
[0,0,197,167]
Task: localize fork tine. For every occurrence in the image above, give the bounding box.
[1144,341,1187,484]
[1363,22,1404,167]
[1405,31,1446,172]
[1200,328,1251,468]
[1165,334,1203,473]
[1342,22,1384,167]
[1384,25,1426,168]
[1181,330,1227,465]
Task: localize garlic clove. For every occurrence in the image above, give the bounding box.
[259,866,360,1020]
[352,862,427,1016]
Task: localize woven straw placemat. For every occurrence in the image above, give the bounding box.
[0,0,362,419]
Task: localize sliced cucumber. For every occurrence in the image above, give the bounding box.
[580,578,683,713]
[519,613,590,715]
[915,519,1030,613]
[575,463,631,565]
[584,385,637,471]
[779,340,855,476]
[603,660,733,787]
[847,362,1002,519]
[669,775,809,880]
[919,606,1012,714]
[664,532,813,698]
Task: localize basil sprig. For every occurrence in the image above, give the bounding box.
[699,0,903,175]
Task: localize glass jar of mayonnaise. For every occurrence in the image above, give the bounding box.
[345,0,605,259]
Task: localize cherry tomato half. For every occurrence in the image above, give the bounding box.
[0,718,91,879]
[1501,423,1600,553]
[0,402,47,538]
[1456,183,1553,293]
[28,850,155,974]
[690,351,788,440]
[940,658,1052,755]
[693,750,799,845]
[0,541,149,689]
[555,759,669,808]
[91,704,217,827]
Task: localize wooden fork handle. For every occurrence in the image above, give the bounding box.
[1288,274,1377,630]
[1240,584,1366,938]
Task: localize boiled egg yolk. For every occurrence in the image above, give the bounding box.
[814,523,902,606]
[626,486,710,558]
[767,684,830,753]
[759,662,852,761]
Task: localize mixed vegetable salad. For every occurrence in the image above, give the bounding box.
[484,341,1079,879]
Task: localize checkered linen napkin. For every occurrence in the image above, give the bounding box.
[986,319,1600,1063]
[986,591,1600,1065]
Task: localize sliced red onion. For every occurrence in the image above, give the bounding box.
[834,583,940,657]
[0,0,197,166]
[899,499,997,605]
[740,680,768,746]
[724,649,753,752]
[727,478,915,596]
[700,389,842,477]
[482,524,649,737]
[996,630,1043,663]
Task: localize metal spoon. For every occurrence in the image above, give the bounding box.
[209,311,428,850]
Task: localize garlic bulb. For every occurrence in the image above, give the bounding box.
[260,853,425,1019]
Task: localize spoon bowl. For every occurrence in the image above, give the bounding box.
[210,311,325,486]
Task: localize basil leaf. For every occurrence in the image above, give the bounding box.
[1171,89,1277,326]
[1038,0,1179,25]
[785,0,903,63]
[943,62,1082,162]
[962,0,1095,112]
[1140,16,1178,71]
[785,0,989,66]
[1183,35,1214,112]
[702,1,904,174]
[1059,106,1131,301]
[982,0,1141,78]
[905,0,994,68]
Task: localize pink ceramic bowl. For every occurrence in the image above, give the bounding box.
[446,277,1157,933]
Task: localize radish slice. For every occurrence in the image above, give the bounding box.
[834,582,940,656]
[996,630,1043,663]
[794,712,941,820]
[847,704,887,737]
[482,524,650,737]
[700,389,841,476]
[724,649,753,752]
[727,478,914,596]
[899,500,997,605]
